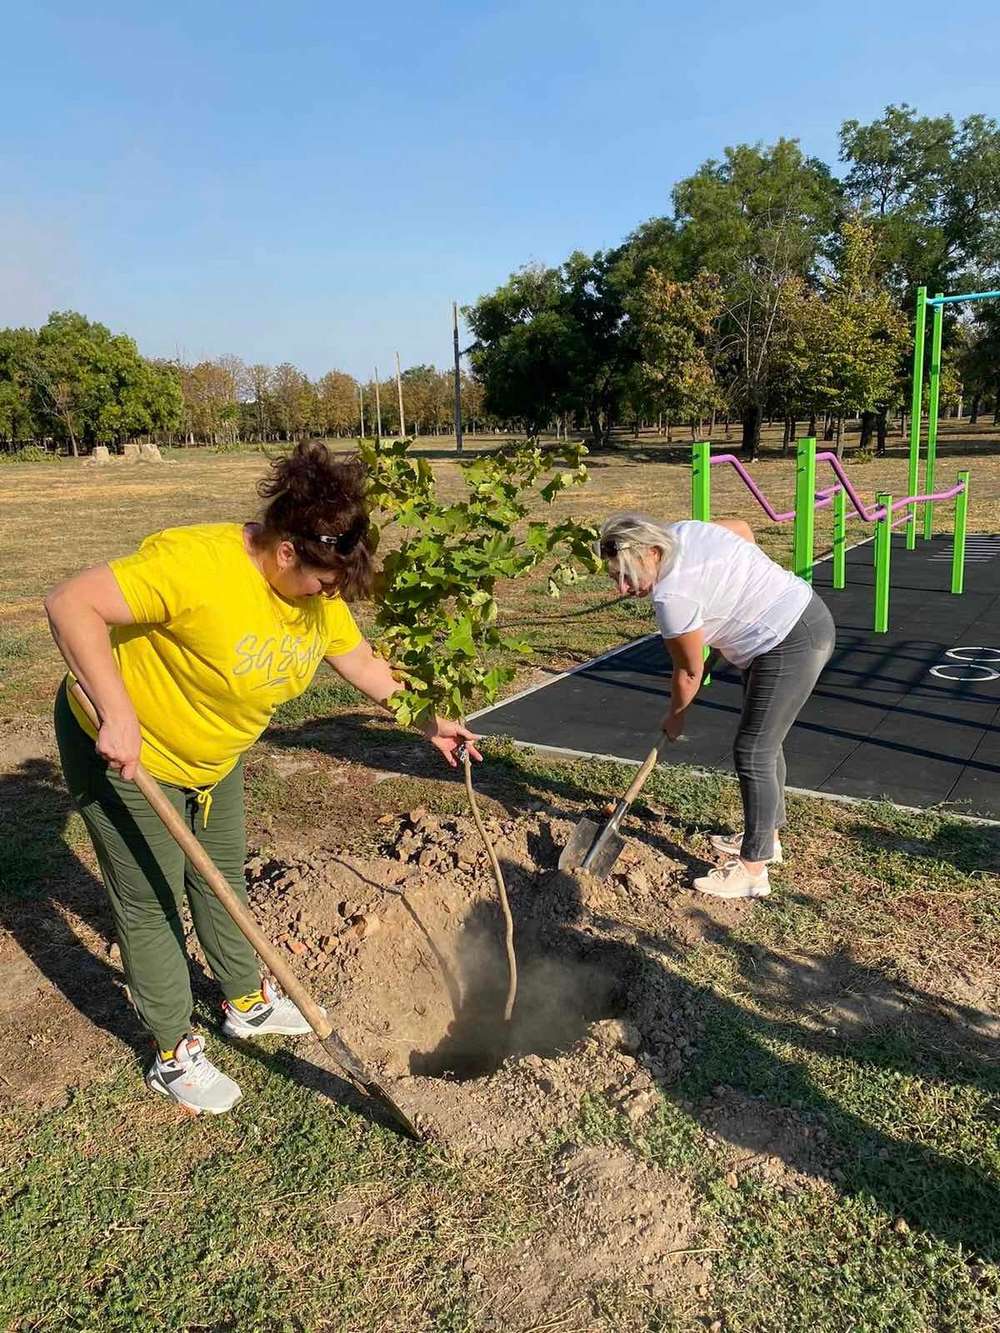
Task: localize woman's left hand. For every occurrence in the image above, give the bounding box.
[421,716,483,768]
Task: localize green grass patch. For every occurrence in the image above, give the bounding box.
[272,675,365,726]
[0,1035,539,1333]
[0,626,32,665]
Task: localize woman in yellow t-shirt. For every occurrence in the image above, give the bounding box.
[46,442,480,1115]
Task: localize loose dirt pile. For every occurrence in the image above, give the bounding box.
[236,805,744,1153]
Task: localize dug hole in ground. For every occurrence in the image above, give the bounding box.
[221,800,838,1319]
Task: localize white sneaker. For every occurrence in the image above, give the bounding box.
[222,977,314,1038]
[710,831,783,864]
[694,859,771,899]
[147,1035,242,1115]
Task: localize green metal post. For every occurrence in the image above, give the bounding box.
[922,295,944,541]
[906,286,927,549]
[793,436,817,582]
[691,441,713,683]
[951,471,969,595]
[833,486,846,589]
[874,493,892,633]
[691,440,711,520]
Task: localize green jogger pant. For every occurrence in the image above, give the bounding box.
[54,683,260,1050]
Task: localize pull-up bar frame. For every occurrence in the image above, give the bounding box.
[908,285,997,547]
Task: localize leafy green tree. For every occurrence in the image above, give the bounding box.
[671,139,842,455]
[803,217,909,455]
[21,312,180,455]
[466,264,576,436]
[316,370,359,437]
[840,104,1000,297]
[625,270,722,430]
[0,328,40,446]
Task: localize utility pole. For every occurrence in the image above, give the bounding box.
[358,384,365,439]
[373,366,383,439]
[452,301,464,455]
[394,351,406,439]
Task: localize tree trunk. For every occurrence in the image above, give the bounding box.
[859,410,876,451]
[588,405,605,446]
[994,381,1000,425]
[740,404,762,460]
[666,417,672,443]
[876,408,889,456]
[808,412,817,437]
[724,416,731,440]
[823,413,835,441]
[709,407,717,438]
[970,394,980,424]
[835,415,845,459]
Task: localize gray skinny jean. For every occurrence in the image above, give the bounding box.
[735,592,836,862]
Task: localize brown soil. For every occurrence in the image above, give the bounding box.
[467,1145,706,1329]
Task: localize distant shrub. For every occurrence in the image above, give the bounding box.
[0,445,58,464]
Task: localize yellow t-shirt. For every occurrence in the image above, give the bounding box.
[68,523,363,788]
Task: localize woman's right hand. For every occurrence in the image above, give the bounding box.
[96,710,143,780]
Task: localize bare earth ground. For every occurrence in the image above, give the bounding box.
[1,428,999,1330]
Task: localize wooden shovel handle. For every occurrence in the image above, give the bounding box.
[70,683,332,1040]
[620,735,668,807]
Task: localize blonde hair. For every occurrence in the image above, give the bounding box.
[598,512,677,586]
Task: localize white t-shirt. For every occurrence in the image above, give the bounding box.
[651,521,811,668]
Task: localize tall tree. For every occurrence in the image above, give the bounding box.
[840,104,1000,298]
[625,270,722,430]
[671,139,842,454]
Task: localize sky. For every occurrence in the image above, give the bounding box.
[3,0,998,378]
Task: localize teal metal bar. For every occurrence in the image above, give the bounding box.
[906,287,927,550]
[951,472,969,595]
[874,493,892,633]
[928,290,1000,306]
[691,440,711,520]
[922,295,944,540]
[833,487,846,589]
[793,436,816,581]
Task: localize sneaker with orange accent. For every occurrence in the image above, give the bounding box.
[221,977,314,1038]
[146,1035,242,1115]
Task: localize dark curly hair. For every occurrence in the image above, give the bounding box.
[254,442,373,601]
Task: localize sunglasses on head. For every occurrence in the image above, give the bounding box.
[304,518,366,556]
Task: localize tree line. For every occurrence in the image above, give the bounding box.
[0,320,493,455]
[466,104,1000,457]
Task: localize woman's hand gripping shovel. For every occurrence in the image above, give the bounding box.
[72,683,422,1141]
[559,733,674,879]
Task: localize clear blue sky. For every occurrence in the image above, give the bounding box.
[3,1,997,378]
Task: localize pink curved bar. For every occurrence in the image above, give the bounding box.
[709,449,966,525]
[707,453,839,523]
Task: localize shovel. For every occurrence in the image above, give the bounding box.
[559,734,669,878]
[71,684,421,1141]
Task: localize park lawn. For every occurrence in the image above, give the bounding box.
[1,432,999,1329]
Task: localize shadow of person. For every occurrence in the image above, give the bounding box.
[0,755,150,1070]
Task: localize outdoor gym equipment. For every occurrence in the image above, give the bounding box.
[908,285,999,547]
[691,437,970,633]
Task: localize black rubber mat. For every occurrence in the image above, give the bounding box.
[473,534,1000,819]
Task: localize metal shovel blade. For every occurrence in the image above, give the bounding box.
[321,1029,422,1141]
[558,816,626,879]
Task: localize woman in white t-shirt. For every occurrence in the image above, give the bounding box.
[598,512,836,899]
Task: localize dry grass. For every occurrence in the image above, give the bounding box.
[3,422,999,718]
